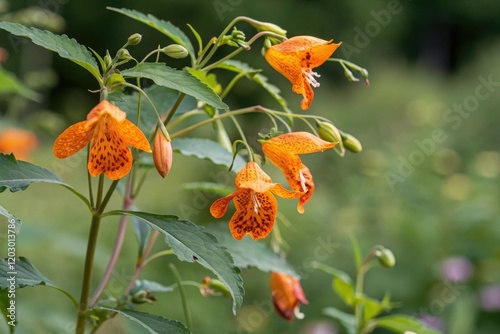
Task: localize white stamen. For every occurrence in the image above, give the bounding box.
[302,69,321,88]
[251,192,261,214]
[294,307,305,320]
[299,171,307,192]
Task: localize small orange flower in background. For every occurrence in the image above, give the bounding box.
[53,100,151,180]
[262,132,336,214]
[210,161,302,240]
[270,272,308,321]
[265,36,341,110]
[0,127,38,161]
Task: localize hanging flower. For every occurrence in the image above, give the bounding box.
[0,127,38,161]
[270,272,309,321]
[262,132,336,213]
[265,36,341,110]
[210,161,302,240]
[53,100,151,180]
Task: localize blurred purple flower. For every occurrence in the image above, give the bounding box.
[479,284,500,311]
[302,321,338,334]
[418,314,445,331]
[440,257,473,282]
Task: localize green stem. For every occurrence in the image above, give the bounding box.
[170,263,192,329]
[163,93,186,126]
[142,249,175,267]
[169,105,328,139]
[75,177,118,333]
[355,264,366,334]
[75,213,102,334]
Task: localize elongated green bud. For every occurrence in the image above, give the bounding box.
[161,44,189,59]
[316,121,342,143]
[248,19,287,37]
[342,132,363,153]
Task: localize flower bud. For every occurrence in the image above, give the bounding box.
[131,289,157,304]
[116,48,132,60]
[153,129,173,178]
[161,44,189,59]
[103,52,112,69]
[375,248,396,268]
[200,276,231,297]
[248,20,287,37]
[0,47,8,64]
[342,132,362,153]
[127,33,142,46]
[316,121,341,143]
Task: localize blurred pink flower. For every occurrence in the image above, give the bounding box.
[440,256,473,282]
[479,284,500,311]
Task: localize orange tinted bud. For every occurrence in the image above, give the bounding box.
[153,130,173,178]
[270,272,308,321]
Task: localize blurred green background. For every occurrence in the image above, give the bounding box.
[1,0,500,333]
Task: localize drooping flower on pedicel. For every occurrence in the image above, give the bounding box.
[53,100,151,180]
[271,272,309,321]
[265,36,341,110]
[210,161,302,240]
[262,132,336,214]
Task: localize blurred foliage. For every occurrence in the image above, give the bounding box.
[1,0,500,334]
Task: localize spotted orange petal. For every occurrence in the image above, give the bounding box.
[121,119,152,152]
[88,114,132,180]
[209,189,242,218]
[53,120,93,159]
[229,189,277,240]
[263,132,336,155]
[235,161,273,188]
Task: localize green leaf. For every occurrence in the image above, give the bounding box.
[0,205,20,234]
[0,257,53,289]
[107,7,194,59]
[217,60,292,114]
[205,223,299,277]
[333,277,355,307]
[0,258,78,307]
[112,84,196,134]
[361,297,385,323]
[120,63,227,110]
[110,211,244,314]
[0,67,40,101]
[323,307,356,334]
[0,22,100,82]
[100,307,191,334]
[0,154,90,208]
[373,315,442,334]
[0,153,66,193]
[172,138,246,172]
[130,205,151,258]
[130,279,174,295]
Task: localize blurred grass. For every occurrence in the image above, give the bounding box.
[1,40,500,334]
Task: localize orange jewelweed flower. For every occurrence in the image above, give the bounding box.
[262,132,336,214]
[265,36,341,110]
[0,127,38,161]
[271,272,309,321]
[53,100,151,180]
[210,161,302,240]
